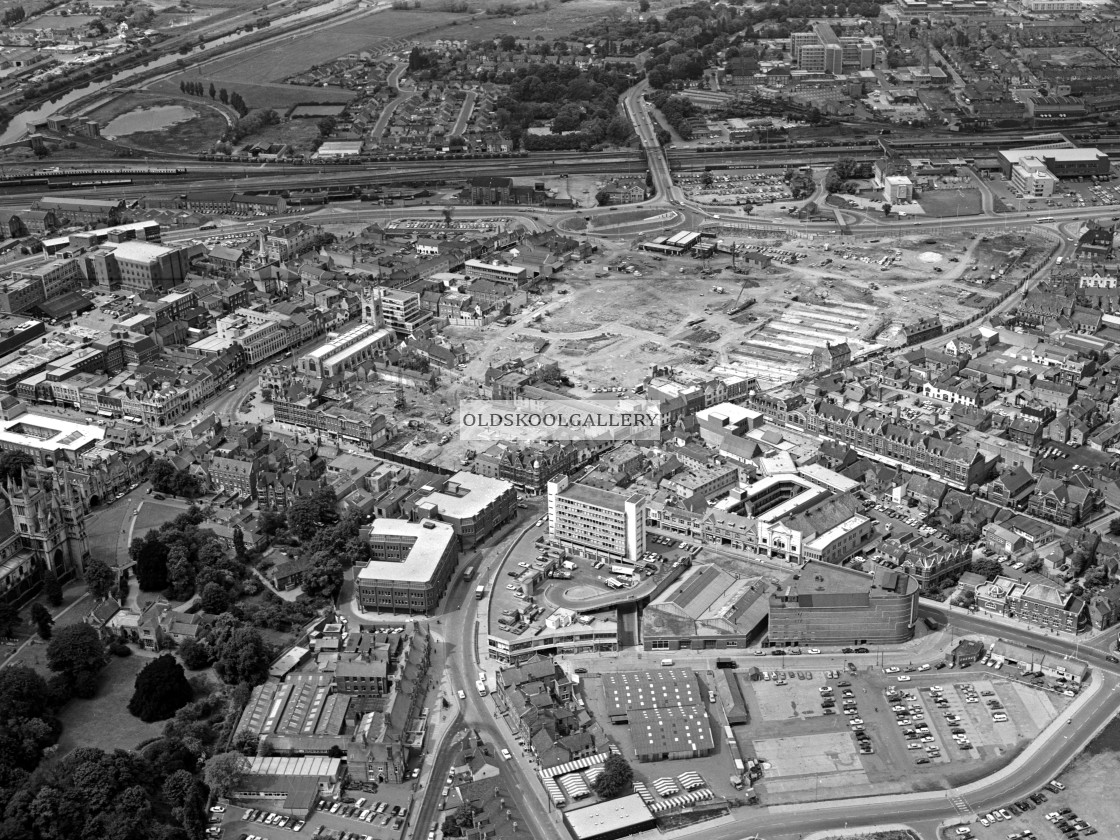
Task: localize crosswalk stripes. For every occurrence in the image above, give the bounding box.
[948,793,973,816]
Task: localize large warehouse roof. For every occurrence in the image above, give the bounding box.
[563,794,655,840]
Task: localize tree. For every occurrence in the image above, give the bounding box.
[131,530,170,591]
[199,582,231,614]
[209,82,217,98]
[591,754,633,799]
[84,557,115,601]
[317,116,337,137]
[0,601,19,638]
[882,202,892,217]
[203,751,249,798]
[638,0,649,9]
[1110,516,1120,536]
[213,625,272,686]
[30,603,53,640]
[595,190,612,206]
[219,87,229,105]
[46,623,106,692]
[1023,553,1043,574]
[946,522,980,543]
[302,554,343,600]
[0,449,33,486]
[129,654,194,722]
[232,526,246,560]
[43,569,63,606]
[969,557,1003,581]
[441,803,478,838]
[1084,565,1110,589]
[178,636,212,670]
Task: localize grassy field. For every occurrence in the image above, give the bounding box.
[157,7,464,96]
[240,117,323,153]
[55,654,165,757]
[87,93,229,154]
[917,188,983,218]
[424,0,626,41]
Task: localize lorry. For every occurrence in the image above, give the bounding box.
[730,774,744,790]
[475,585,485,600]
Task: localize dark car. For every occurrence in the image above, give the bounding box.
[575,667,587,674]
[854,647,870,654]
[915,758,930,765]
[1106,655,1119,664]
[771,650,786,656]
[841,647,853,654]
[838,681,851,687]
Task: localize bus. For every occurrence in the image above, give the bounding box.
[462,566,475,581]
[1038,216,1055,223]
[609,565,635,578]
[605,578,624,590]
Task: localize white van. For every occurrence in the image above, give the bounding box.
[661,659,675,667]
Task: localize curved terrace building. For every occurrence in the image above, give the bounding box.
[766,560,918,647]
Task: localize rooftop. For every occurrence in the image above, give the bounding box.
[358,518,457,583]
[0,411,103,454]
[415,471,511,519]
[563,794,654,840]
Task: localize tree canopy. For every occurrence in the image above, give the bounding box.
[591,754,633,799]
[128,655,194,723]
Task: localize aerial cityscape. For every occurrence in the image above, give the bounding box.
[2,0,1120,839]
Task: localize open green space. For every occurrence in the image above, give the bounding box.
[917,188,982,218]
[55,654,166,757]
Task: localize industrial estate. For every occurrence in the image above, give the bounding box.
[4,1,1120,840]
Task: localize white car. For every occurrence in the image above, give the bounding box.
[807,648,821,654]
[500,748,513,761]
[897,675,912,682]
[918,664,931,671]
[955,827,971,835]
[979,818,990,827]
[886,666,900,674]
[209,806,225,814]
[457,689,466,700]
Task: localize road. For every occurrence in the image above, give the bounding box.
[370,63,414,140]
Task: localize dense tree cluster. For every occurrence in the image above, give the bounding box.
[46,623,107,700]
[129,507,244,600]
[825,158,873,193]
[146,459,203,499]
[489,64,637,152]
[176,614,273,687]
[225,108,280,143]
[0,744,207,840]
[647,90,699,141]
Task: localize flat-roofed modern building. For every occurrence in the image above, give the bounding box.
[0,407,104,466]
[298,323,395,378]
[406,471,517,548]
[357,518,459,614]
[767,560,918,647]
[563,794,657,840]
[547,475,645,563]
[463,259,528,287]
[997,147,1110,180]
